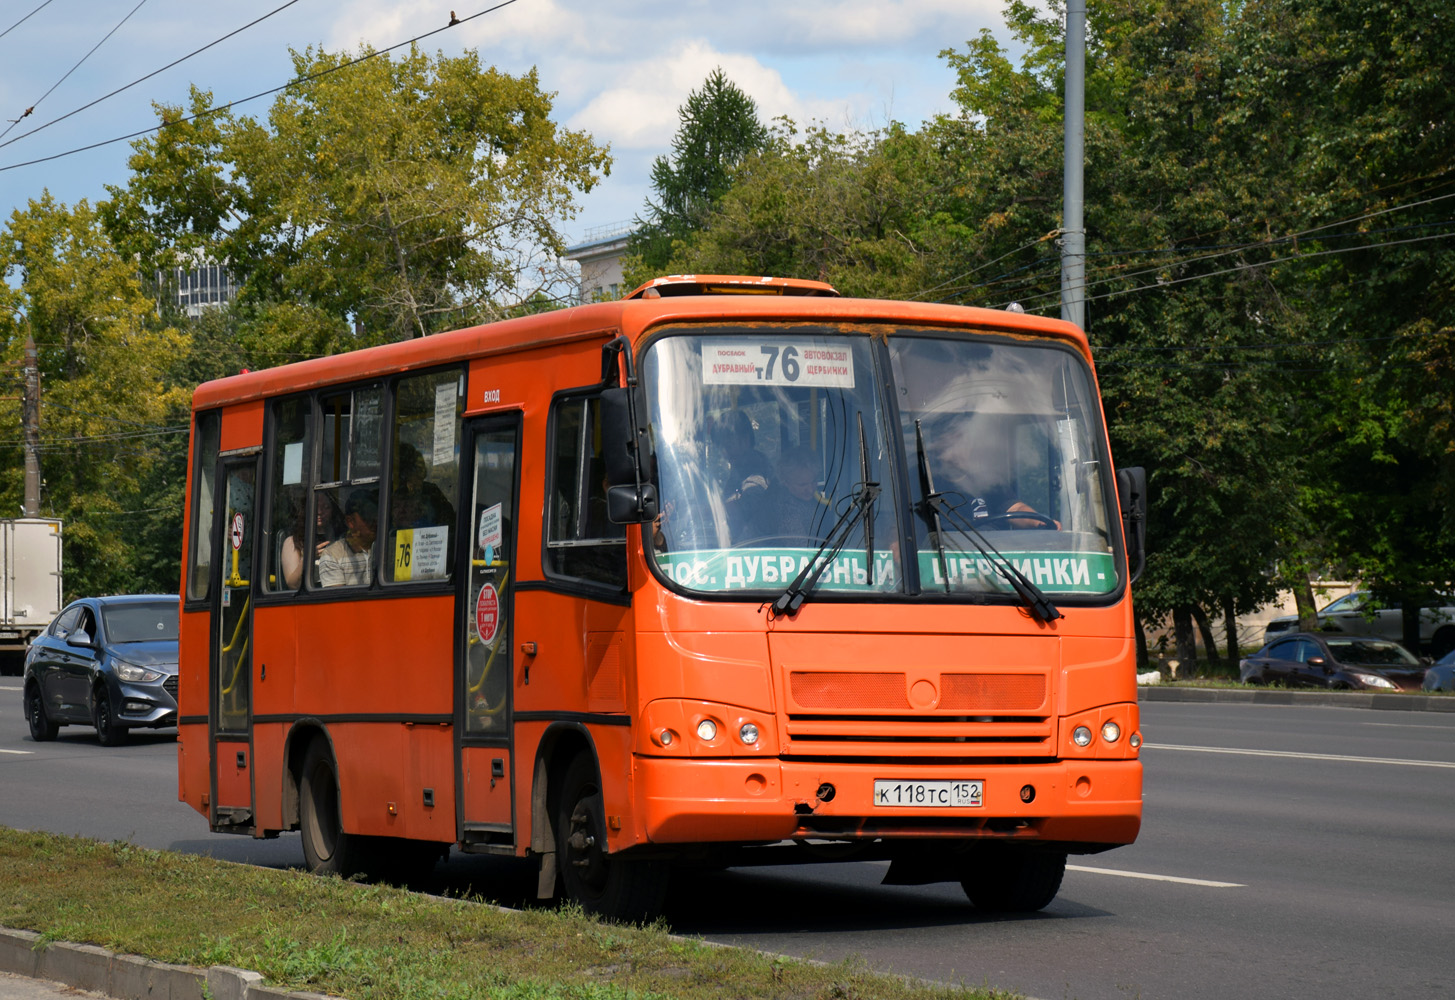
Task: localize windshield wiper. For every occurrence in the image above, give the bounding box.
[914,420,1062,623]
[772,413,880,616]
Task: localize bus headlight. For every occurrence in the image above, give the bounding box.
[1072,726,1093,747]
[738,722,759,746]
[1101,721,1121,743]
[696,719,718,741]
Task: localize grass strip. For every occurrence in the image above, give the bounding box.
[0,827,1017,1000]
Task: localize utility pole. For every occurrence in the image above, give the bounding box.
[1061,0,1087,331]
[22,334,41,517]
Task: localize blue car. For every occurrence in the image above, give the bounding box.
[23,595,179,745]
[1424,648,1455,692]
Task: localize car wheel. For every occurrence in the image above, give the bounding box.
[299,739,368,877]
[555,754,669,922]
[25,683,58,742]
[961,847,1067,912]
[92,686,127,746]
[1431,627,1455,659]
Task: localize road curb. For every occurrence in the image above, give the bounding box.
[1138,685,1455,712]
[0,928,333,1000]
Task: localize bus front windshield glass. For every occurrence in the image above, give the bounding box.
[640,327,1120,601]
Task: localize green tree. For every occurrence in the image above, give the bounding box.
[626,68,769,280]
[657,120,938,299]
[0,195,191,599]
[105,45,611,343]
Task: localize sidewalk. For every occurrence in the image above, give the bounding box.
[0,928,325,1000]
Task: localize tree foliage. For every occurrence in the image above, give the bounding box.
[626,68,769,280]
[105,45,611,343]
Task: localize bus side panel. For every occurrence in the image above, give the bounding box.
[329,722,456,840]
[293,594,452,717]
[219,400,263,452]
[177,607,211,816]
[251,722,286,832]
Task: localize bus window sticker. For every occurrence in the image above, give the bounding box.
[701,341,855,389]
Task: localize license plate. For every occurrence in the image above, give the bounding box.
[873,779,983,808]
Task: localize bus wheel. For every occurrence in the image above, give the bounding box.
[961,848,1066,913]
[300,741,366,877]
[556,755,668,923]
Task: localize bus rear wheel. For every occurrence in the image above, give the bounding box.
[556,755,668,922]
[960,848,1066,912]
[300,740,367,877]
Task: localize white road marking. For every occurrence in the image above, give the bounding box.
[1068,865,1243,888]
[0,748,34,755]
[1146,743,1455,769]
[0,684,21,692]
[1363,722,1455,730]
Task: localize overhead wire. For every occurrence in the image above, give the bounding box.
[0,0,59,41]
[0,0,524,174]
[0,0,306,153]
[1,0,152,141]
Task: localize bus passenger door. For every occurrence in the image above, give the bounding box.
[210,455,259,832]
[457,415,520,851]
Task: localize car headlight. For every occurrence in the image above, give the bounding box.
[1349,672,1396,690]
[115,661,164,683]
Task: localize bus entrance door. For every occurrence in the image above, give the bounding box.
[457,416,519,851]
[210,455,258,832]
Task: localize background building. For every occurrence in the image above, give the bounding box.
[564,222,633,303]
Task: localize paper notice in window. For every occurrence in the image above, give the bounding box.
[432,382,457,466]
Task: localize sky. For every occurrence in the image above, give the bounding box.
[0,0,1013,248]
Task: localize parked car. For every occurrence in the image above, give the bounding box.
[23,595,179,745]
[1262,590,1455,655]
[1240,631,1426,691]
[1423,648,1455,692]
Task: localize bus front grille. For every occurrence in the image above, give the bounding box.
[783,669,1053,755]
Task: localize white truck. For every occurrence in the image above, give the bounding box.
[1,518,63,674]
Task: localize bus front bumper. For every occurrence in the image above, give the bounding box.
[635,756,1142,848]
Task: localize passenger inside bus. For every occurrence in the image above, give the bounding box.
[710,410,771,535]
[317,487,378,586]
[925,419,1060,531]
[753,446,831,543]
[281,492,343,589]
[391,444,454,529]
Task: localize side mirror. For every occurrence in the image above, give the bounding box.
[66,629,94,649]
[1116,466,1147,584]
[1307,656,1329,671]
[600,387,658,524]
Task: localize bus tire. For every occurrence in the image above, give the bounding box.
[556,755,668,923]
[961,848,1066,913]
[300,740,367,877]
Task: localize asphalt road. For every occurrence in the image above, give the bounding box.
[1,681,1451,1000]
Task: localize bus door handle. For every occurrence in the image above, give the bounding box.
[521,641,537,684]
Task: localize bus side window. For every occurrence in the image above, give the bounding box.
[383,369,462,584]
[545,394,627,589]
[262,397,309,594]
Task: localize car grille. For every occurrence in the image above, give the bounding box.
[783,670,1054,759]
[163,675,179,698]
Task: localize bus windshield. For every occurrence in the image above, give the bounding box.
[641,326,1121,601]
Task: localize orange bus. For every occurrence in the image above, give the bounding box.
[178,275,1147,920]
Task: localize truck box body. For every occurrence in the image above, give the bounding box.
[1,518,63,651]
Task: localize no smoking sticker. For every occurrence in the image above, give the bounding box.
[475,582,500,646]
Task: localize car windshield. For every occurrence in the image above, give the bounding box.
[640,325,1121,602]
[1320,593,1366,613]
[1327,638,1418,666]
[102,602,179,643]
